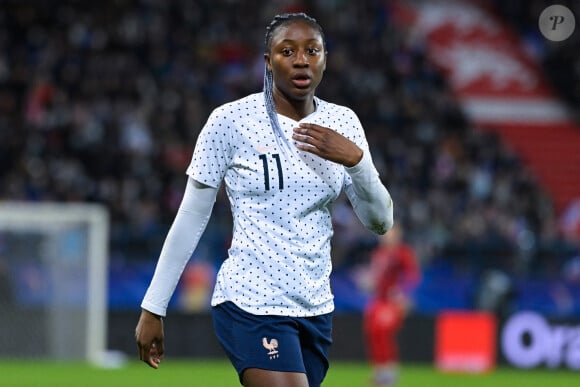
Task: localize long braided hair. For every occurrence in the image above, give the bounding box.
[263,13,326,155]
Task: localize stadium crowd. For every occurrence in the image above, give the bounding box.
[0,0,578,284]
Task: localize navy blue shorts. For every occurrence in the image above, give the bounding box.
[211,301,333,387]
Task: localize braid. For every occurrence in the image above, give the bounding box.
[264,13,325,54]
[263,65,287,154]
[263,13,325,155]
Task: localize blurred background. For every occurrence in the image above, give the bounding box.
[0,0,579,372]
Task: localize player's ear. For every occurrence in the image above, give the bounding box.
[264,53,272,72]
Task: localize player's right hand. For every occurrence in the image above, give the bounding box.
[135,309,165,369]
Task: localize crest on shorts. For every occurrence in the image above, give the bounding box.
[262,337,279,359]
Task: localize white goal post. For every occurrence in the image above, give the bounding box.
[0,201,109,364]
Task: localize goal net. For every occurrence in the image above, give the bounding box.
[0,202,109,364]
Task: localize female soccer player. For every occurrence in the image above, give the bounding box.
[135,12,394,387]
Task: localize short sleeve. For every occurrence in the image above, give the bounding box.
[186,108,233,188]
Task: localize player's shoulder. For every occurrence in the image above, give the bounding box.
[314,97,361,127]
[202,93,265,138]
[212,92,265,117]
[315,97,358,119]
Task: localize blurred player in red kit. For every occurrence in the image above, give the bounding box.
[363,223,421,387]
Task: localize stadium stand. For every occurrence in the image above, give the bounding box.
[0,0,578,316]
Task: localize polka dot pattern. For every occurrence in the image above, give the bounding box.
[187,92,369,317]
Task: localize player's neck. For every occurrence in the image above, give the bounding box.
[274,93,316,121]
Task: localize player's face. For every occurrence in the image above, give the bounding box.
[265,21,326,102]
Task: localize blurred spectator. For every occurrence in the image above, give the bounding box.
[0,0,573,290]
[474,269,515,318]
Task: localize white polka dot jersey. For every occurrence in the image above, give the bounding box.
[186,92,376,317]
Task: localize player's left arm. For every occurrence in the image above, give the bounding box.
[292,122,393,234]
[343,150,394,234]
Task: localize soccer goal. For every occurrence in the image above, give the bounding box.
[0,202,109,365]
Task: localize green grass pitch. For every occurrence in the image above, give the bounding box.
[0,359,577,386]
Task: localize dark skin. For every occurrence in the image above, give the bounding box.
[135,19,363,386]
[265,20,363,168]
[135,309,164,369]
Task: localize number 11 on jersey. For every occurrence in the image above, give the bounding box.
[259,154,284,191]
